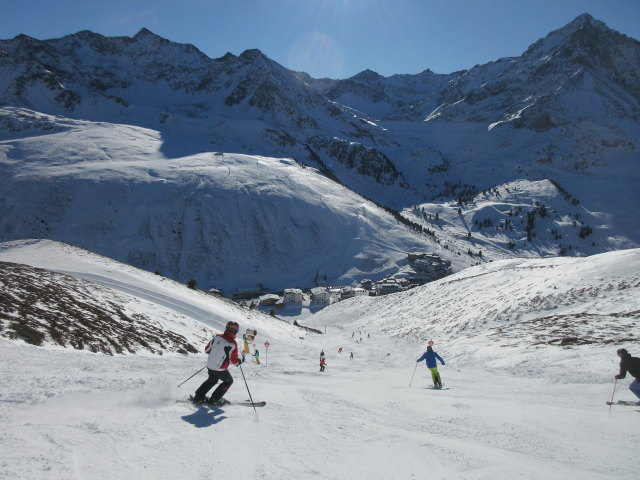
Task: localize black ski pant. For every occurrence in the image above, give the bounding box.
[194,368,234,401]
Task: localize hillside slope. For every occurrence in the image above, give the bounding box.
[0,120,435,292]
[0,239,303,350]
[0,239,638,480]
[310,248,640,379]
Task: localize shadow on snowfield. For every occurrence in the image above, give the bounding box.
[181,406,226,427]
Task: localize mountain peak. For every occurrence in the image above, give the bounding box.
[523,13,622,60]
[353,69,381,81]
[133,28,164,41]
[239,48,267,60]
[571,13,595,25]
[562,12,610,36]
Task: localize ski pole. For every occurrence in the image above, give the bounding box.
[177,366,206,388]
[238,363,257,414]
[608,378,618,412]
[409,362,418,386]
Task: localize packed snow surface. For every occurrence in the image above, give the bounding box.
[1,240,639,479]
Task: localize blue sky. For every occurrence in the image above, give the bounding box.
[2,0,639,78]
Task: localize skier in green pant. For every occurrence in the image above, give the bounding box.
[416,340,445,388]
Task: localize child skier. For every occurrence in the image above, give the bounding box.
[192,321,242,405]
[319,357,327,372]
[416,341,445,388]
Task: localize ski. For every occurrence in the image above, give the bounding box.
[226,400,266,407]
[426,386,450,390]
[606,400,639,406]
[179,397,266,407]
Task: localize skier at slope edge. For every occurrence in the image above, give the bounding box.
[416,340,445,389]
[615,348,640,405]
[192,321,242,405]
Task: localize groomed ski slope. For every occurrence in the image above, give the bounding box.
[1,330,638,479]
[1,241,639,479]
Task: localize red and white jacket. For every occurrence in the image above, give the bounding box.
[205,332,239,371]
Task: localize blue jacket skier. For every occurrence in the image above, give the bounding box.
[417,341,445,388]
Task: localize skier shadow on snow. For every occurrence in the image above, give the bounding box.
[181,405,227,428]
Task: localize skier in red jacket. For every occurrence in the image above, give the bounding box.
[319,357,327,372]
[192,321,242,405]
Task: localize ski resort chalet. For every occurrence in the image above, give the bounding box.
[310,287,335,304]
[258,294,281,306]
[283,288,304,303]
[406,253,452,281]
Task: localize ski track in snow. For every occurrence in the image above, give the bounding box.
[1,330,638,480]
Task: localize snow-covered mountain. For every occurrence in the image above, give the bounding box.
[0,122,435,292]
[0,13,639,291]
[299,68,452,120]
[0,28,401,193]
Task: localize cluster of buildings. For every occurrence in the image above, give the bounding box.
[254,252,452,307]
[256,285,369,308]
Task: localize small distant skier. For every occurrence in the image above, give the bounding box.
[320,357,327,372]
[416,340,445,388]
[192,321,242,405]
[320,349,325,360]
[350,352,354,360]
[615,348,640,404]
[254,348,261,365]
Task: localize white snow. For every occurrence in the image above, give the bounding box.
[1,240,638,479]
[0,120,436,292]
